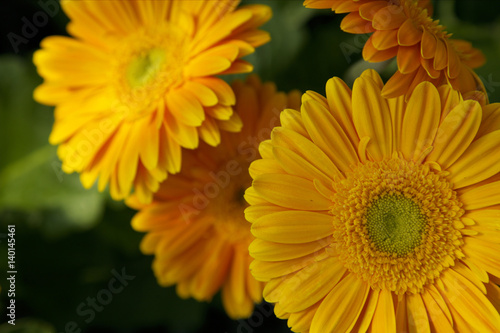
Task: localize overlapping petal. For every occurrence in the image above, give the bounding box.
[246,70,500,332]
[34,0,272,202]
[304,0,486,100]
[127,76,300,319]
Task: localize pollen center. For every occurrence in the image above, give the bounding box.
[205,157,253,241]
[111,24,188,118]
[126,49,166,89]
[330,157,466,294]
[366,194,426,256]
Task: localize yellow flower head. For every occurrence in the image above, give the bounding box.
[246,69,500,332]
[33,0,271,203]
[304,0,486,101]
[127,75,301,319]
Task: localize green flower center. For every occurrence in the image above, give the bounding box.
[126,49,166,89]
[331,157,465,294]
[112,23,188,119]
[366,194,427,256]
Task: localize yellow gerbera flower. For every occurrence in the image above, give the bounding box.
[246,69,500,332]
[127,75,301,319]
[304,0,486,101]
[33,0,271,203]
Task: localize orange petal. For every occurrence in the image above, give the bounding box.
[372,5,407,30]
[341,12,374,34]
[397,44,421,74]
[398,18,423,46]
[434,37,448,70]
[359,1,388,21]
[447,42,461,79]
[363,35,398,62]
[372,29,399,50]
[421,29,437,59]
[382,70,417,99]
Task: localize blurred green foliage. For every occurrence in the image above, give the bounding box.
[1,0,500,332]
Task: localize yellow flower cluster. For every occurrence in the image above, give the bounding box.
[34,0,500,331]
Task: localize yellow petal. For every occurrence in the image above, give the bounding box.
[448,130,500,188]
[301,99,359,173]
[387,95,406,152]
[273,146,332,185]
[352,75,392,160]
[252,250,327,281]
[251,210,333,244]
[164,111,199,149]
[485,282,500,313]
[186,55,231,77]
[252,173,332,211]
[310,274,370,333]
[396,294,409,332]
[279,256,345,313]
[271,127,342,181]
[463,237,500,277]
[400,82,440,161]
[438,268,500,332]
[197,116,220,147]
[166,90,205,127]
[406,293,430,333]
[452,262,487,294]
[195,77,235,106]
[420,288,454,332]
[427,100,481,169]
[183,80,218,107]
[325,77,359,147]
[437,84,462,121]
[249,237,329,261]
[460,181,500,210]
[353,289,380,333]
[477,103,500,137]
[244,203,287,222]
[371,289,396,333]
[280,108,309,139]
[287,301,321,333]
[138,119,159,170]
[248,158,283,179]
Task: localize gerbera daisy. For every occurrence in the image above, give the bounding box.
[246,69,500,332]
[33,0,271,203]
[127,75,301,319]
[304,0,486,101]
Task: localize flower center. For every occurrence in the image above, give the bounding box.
[401,0,449,38]
[111,24,188,119]
[366,194,426,256]
[330,157,465,294]
[126,48,166,89]
[205,157,253,242]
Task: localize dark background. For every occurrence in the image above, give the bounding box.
[1,0,500,332]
